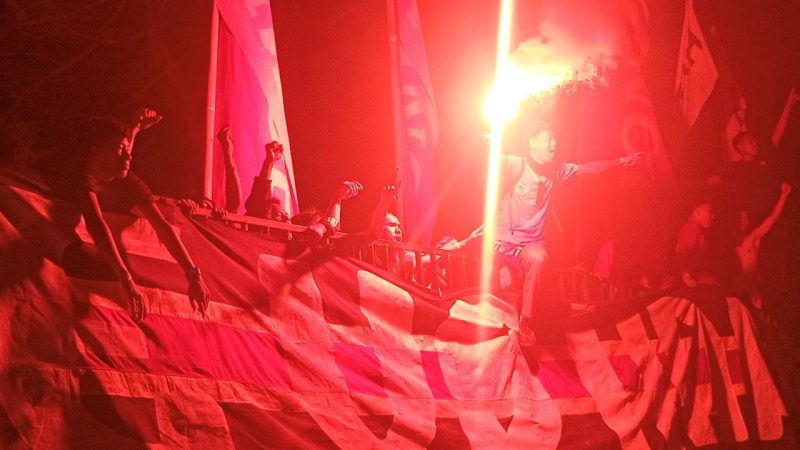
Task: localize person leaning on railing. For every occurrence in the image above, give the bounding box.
[284,180,363,257]
[44,108,211,321]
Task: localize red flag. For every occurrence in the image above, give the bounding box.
[675,0,719,126]
[388,0,439,244]
[565,0,673,272]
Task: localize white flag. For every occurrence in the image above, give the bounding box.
[675,0,718,126]
[211,0,299,215]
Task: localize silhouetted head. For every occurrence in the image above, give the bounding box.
[77,117,132,180]
[691,202,714,229]
[732,131,758,162]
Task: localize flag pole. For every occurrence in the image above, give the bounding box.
[204,2,220,200]
[386,0,406,229]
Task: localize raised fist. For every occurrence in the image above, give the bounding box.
[335,181,363,201]
[132,107,163,131]
[380,184,399,203]
[265,141,284,163]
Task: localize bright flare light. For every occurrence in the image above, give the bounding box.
[482,54,575,130]
[480,0,516,306]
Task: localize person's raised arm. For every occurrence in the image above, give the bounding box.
[139,200,211,316]
[217,125,242,213]
[324,181,363,230]
[575,152,643,176]
[771,87,800,147]
[78,191,146,321]
[245,141,282,217]
[368,184,398,239]
[291,181,364,253]
[751,183,792,240]
[126,107,162,148]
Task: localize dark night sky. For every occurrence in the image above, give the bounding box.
[273,0,800,239]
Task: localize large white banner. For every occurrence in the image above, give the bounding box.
[211,0,298,215]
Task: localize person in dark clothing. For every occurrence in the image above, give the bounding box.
[244,140,289,222]
[719,131,783,224]
[713,88,798,223]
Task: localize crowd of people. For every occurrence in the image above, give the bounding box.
[0,98,796,345]
[676,89,799,312]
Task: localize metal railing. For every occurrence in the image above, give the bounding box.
[187,207,479,296]
[332,238,478,295]
[184,207,631,302]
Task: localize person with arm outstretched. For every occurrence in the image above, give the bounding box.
[734,183,792,307]
[494,123,643,340]
[771,87,800,147]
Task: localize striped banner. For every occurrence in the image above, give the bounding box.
[0,181,790,448]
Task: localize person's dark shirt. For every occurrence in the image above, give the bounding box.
[245,175,271,218]
[49,163,154,214]
[720,159,780,224]
[97,172,154,213]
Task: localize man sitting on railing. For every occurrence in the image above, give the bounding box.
[495,120,643,339]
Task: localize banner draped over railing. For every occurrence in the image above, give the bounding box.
[0,180,790,448]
